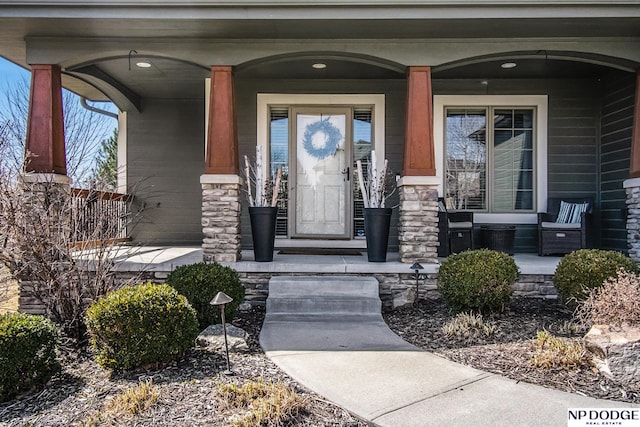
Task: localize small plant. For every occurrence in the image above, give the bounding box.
[107,380,160,416]
[437,249,518,313]
[442,312,497,338]
[0,312,61,402]
[575,269,640,328]
[218,380,308,427]
[166,262,245,329]
[85,283,198,370]
[553,249,638,307]
[530,331,588,369]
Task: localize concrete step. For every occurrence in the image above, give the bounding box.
[265,275,382,319]
[267,275,379,298]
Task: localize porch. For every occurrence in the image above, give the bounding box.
[112,246,561,309]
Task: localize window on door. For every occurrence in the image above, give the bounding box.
[445,107,535,212]
[268,105,374,237]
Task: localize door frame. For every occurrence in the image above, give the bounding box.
[257,94,386,241]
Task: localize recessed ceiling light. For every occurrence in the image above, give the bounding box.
[136,61,152,68]
[501,62,517,69]
[312,63,327,69]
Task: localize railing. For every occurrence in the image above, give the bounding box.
[70,188,132,248]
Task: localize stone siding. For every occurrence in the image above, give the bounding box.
[398,184,439,264]
[626,182,640,262]
[201,179,242,262]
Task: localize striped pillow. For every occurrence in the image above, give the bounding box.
[556,201,589,224]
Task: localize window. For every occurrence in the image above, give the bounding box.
[445,107,535,213]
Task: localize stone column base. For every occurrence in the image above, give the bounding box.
[201,174,242,263]
[397,176,439,264]
[624,178,640,263]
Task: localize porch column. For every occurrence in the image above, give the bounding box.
[19,64,71,314]
[201,66,242,263]
[398,66,439,264]
[25,64,67,175]
[625,69,640,262]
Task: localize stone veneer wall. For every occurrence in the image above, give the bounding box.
[201,175,242,262]
[19,270,557,314]
[625,178,640,262]
[398,183,439,264]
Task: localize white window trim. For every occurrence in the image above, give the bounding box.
[434,95,548,225]
[256,94,385,173]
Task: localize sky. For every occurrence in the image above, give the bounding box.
[0,57,30,111]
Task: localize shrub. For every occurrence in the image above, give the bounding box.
[0,312,60,402]
[437,249,518,313]
[575,269,640,328]
[553,249,638,307]
[85,283,198,370]
[166,262,245,329]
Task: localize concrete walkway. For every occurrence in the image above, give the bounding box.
[260,276,638,427]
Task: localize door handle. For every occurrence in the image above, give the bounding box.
[342,166,350,181]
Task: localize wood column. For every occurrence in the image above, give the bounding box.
[630,69,640,178]
[25,64,66,175]
[205,66,238,175]
[403,66,435,176]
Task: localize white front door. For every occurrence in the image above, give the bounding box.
[291,107,351,238]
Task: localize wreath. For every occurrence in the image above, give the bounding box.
[302,118,343,160]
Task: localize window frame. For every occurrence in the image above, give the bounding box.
[434,95,548,225]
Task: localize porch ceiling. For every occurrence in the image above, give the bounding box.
[1,11,638,103]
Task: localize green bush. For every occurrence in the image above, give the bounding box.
[166,262,245,329]
[553,249,638,307]
[0,312,60,402]
[85,283,198,370]
[437,249,519,313]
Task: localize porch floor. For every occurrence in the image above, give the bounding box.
[111,246,561,276]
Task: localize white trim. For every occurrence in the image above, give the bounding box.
[200,174,243,185]
[20,173,71,185]
[117,111,127,194]
[434,94,548,222]
[257,93,386,171]
[623,177,640,188]
[397,175,440,187]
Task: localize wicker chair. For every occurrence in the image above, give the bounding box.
[438,198,474,256]
[538,197,593,256]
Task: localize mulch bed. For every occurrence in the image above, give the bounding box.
[383,296,640,404]
[1,297,638,426]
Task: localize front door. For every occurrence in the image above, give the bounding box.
[291,107,352,238]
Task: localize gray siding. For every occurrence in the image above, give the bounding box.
[599,71,635,252]
[234,78,406,250]
[124,77,618,253]
[126,98,205,245]
[434,78,601,252]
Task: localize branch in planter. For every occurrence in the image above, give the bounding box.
[255,145,264,207]
[271,168,282,208]
[243,155,254,207]
[356,159,369,208]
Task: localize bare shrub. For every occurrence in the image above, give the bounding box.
[575,269,640,328]
[0,155,143,341]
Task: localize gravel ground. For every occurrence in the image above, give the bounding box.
[1,297,637,426]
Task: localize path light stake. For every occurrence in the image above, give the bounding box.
[210,291,234,375]
[410,262,424,306]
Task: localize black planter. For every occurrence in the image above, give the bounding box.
[363,207,392,262]
[249,206,278,262]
